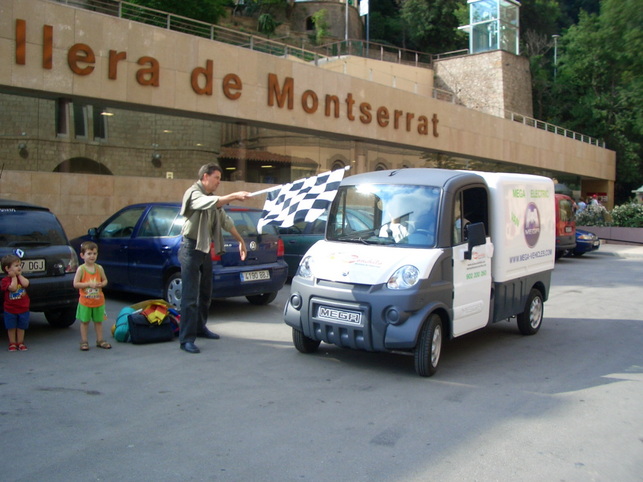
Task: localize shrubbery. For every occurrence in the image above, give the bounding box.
[576,202,643,227]
[609,203,643,228]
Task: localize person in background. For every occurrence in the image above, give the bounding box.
[178,163,250,354]
[74,241,110,351]
[1,254,30,352]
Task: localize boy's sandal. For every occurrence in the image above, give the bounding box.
[96,340,112,349]
[17,343,27,351]
[8,343,18,352]
[80,341,90,351]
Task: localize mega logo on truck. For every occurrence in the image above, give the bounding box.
[284,168,555,377]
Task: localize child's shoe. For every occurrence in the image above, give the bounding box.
[8,343,18,352]
[17,343,28,351]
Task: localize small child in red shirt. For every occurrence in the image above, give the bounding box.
[1,254,30,352]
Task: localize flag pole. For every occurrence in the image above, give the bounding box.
[247,184,282,198]
[247,165,351,197]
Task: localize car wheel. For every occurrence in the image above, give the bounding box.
[165,272,182,307]
[517,288,544,335]
[45,307,77,328]
[292,327,321,353]
[414,313,443,377]
[246,292,278,305]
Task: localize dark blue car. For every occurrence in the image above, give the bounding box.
[569,228,601,256]
[70,203,288,306]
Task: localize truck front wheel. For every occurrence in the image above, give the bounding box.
[414,313,443,377]
[517,288,544,335]
[292,328,321,353]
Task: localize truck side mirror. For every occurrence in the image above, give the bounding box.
[464,222,486,260]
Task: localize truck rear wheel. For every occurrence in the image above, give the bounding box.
[292,327,321,353]
[517,288,544,335]
[414,313,443,377]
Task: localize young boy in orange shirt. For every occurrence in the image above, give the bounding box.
[73,241,110,351]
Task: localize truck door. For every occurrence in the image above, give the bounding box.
[452,187,493,337]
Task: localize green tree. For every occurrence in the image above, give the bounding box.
[368,0,406,47]
[127,0,228,24]
[257,13,280,37]
[519,0,563,40]
[311,9,330,46]
[552,0,643,202]
[400,0,465,53]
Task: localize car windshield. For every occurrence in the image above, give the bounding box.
[558,197,575,222]
[0,209,67,246]
[327,184,440,247]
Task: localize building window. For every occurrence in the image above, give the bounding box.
[466,0,520,55]
[331,159,346,171]
[93,106,108,140]
[73,102,88,139]
[55,98,70,137]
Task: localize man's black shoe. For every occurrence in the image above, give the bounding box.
[197,329,220,340]
[180,342,200,353]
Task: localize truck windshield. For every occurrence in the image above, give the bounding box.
[327,184,440,247]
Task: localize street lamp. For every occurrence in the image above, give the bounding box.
[552,34,560,80]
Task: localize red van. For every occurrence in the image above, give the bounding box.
[555,193,576,258]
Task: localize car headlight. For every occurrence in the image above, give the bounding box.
[387,265,420,290]
[577,233,595,240]
[297,255,313,279]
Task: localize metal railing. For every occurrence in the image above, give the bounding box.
[505,112,605,148]
[317,40,434,69]
[52,0,328,64]
[51,0,607,149]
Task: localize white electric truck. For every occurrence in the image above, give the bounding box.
[283,168,555,376]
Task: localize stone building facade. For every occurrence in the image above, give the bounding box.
[0,0,615,239]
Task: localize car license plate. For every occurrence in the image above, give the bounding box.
[241,270,270,282]
[21,259,45,273]
[565,226,573,233]
[317,305,363,325]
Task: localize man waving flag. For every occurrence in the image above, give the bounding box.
[256,167,347,233]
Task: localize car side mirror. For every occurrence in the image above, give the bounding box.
[88,227,98,237]
[464,222,486,260]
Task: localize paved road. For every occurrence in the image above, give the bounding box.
[2,244,642,481]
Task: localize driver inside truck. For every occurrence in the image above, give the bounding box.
[379,198,413,242]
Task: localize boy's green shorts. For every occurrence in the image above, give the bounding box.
[76,304,106,323]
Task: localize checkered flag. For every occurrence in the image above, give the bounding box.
[257,168,346,233]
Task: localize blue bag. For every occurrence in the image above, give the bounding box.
[112,307,135,343]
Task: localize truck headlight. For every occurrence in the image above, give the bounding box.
[387,265,419,290]
[297,255,313,279]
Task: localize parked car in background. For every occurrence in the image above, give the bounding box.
[555,193,576,259]
[70,203,288,306]
[279,217,326,278]
[0,199,79,327]
[279,208,374,278]
[569,228,601,256]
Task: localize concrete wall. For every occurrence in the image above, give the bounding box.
[0,169,267,240]
[289,1,363,41]
[434,50,533,117]
[0,0,617,222]
[317,56,434,97]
